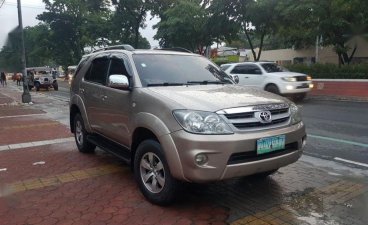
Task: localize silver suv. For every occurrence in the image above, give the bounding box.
[70,46,306,205]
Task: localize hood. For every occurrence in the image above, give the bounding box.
[148,85,289,112]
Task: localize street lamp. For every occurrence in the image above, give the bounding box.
[17,0,31,103]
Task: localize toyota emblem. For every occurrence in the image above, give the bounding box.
[256,111,272,123]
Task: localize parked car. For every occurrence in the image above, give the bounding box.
[220,62,313,101]
[70,46,306,205]
[27,70,58,91]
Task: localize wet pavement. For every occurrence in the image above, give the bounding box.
[0,82,367,225]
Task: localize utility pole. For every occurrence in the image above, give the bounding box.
[17,0,31,103]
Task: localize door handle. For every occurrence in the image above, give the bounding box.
[244,77,249,78]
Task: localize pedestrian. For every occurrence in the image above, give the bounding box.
[16,72,21,86]
[1,72,6,87]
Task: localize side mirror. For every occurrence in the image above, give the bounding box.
[108,74,130,90]
[232,75,239,84]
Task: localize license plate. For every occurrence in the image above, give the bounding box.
[257,135,285,155]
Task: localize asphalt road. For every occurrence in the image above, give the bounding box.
[43,82,368,169]
[300,99,368,169]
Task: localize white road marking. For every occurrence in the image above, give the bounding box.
[0,137,74,152]
[33,161,46,165]
[0,113,45,119]
[334,157,368,168]
[0,168,7,172]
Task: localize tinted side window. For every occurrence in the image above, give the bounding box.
[243,65,262,75]
[231,65,247,74]
[84,58,110,84]
[108,58,128,76]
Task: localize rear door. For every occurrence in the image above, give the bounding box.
[80,55,110,133]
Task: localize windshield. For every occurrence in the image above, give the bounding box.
[133,54,234,87]
[260,63,288,73]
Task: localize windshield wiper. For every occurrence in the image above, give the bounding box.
[147,82,186,87]
[187,80,226,85]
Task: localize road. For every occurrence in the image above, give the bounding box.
[43,81,368,169]
[300,99,368,169]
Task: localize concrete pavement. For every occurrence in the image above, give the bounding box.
[0,82,367,225]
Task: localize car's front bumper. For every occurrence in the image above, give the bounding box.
[279,81,313,94]
[161,122,306,182]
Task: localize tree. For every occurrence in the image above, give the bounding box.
[112,0,149,48]
[24,24,55,67]
[217,0,279,61]
[154,0,213,52]
[276,0,368,65]
[37,0,111,69]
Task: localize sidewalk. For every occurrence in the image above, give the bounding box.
[0,82,367,225]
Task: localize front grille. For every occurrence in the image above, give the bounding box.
[227,142,299,165]
[221,104,290,131]
[233,117,289,129]
[295,76,307,81]
[297,83,309,89]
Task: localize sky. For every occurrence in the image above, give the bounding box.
[0,0,159,48]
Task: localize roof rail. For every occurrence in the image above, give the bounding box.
[157,47,192,53]
[92,44,135,53]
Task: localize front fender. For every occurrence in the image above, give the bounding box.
[133,112,185,181]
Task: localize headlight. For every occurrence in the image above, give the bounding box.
[282,77,297,82]
[290,104,302,124]
[307,75,312,81]
[173,110,233,134]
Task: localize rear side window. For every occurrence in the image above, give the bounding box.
[74,56,89,78]
[84,58,110,84]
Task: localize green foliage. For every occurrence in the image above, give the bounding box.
[286,63,368,79]
[111,0,150,48]
[212,55,240,66]
[277,0,368,65]
[154,0,212,52]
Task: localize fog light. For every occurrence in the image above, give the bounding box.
[195,154,208,165]
[309,83,314,88]
[286,85,294,90]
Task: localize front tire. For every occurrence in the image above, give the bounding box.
[53,82,58,91]
[292,93,306,102]
[134,140,179,205]
[74,114,96,153]
[265,84,280,95]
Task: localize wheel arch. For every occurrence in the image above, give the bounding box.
[130,113,185,180]
[70,104,81,133]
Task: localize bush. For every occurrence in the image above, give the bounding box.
[212,55,239,66]
[285,63,368,79]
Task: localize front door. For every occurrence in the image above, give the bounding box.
[230,64,264,87]
[100,55,133,147]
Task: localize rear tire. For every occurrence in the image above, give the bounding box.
[74,114,96,153]
[35,82,40,91]
[265,84,280,95]
[134,139,179,205]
